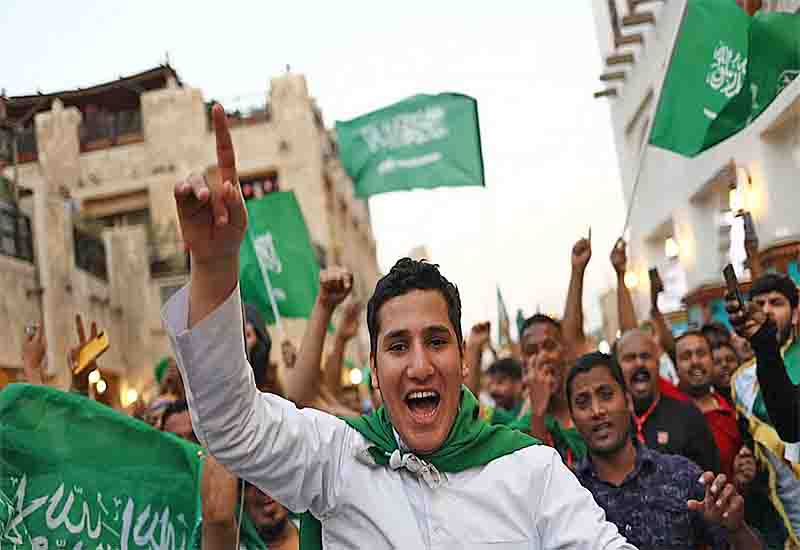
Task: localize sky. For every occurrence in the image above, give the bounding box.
[1,1,625,338]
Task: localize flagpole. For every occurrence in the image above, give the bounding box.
[621,0,691,237]
[263,269,286,341]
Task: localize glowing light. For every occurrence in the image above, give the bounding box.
[665,237,680,259]
[729,186,745,213]
[624,271,639,289]
[96,380,107,394]
[126,389,139,405]
[88,369,100,384]
[598,341,611,354]
[349,369,363,386]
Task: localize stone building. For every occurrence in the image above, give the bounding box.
[0,65,381,406]
[592,1,800,335]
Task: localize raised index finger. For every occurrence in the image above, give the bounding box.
[212,104,237,186]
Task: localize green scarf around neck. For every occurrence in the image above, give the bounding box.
[299,386,539,549]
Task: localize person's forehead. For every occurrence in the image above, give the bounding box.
[165,410,192,430]
[677,334,710,353]
[377,289,453,336]
[754,290,789,303]
[571,367,618,393]
[522,322,559,343]
[618,332,652,355]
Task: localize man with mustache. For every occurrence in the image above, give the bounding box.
[161,104,634,549]
[728,272,800,545]
[616,328,720,472]
[569,352,763,550]
[241,482,299,550]
[674,331,742,479]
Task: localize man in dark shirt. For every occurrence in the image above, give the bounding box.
[617,328,721,472]
[568,352,763,550]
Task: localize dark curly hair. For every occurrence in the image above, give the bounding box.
[367,258,463,358]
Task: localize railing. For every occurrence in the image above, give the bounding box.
[73,227,108,280]
[80,109,143,152]
[0,207,33,262]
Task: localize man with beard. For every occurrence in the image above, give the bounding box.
[569,352,763,550]
[616,329,720,472]
[240,482,299,550]
[675,331,742,479]
[728,272,800,546]
[511,314,587,467]
[712,341,740,405]
[483,358,524,425]
[163,104,633,549]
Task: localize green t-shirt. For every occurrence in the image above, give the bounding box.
[509,413,587,467]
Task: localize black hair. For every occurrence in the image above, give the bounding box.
[675,329,714,353]
[367,258,463,357]
[566,352,627,409]
[486,358,523,381]
[519,314,561,338]
[244,303,271,388]
[161,399,189,429]
[701,322,732,347]
[712,340,741,363]
[750,272,799,310]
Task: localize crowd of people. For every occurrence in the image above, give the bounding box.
[13,97,800,548]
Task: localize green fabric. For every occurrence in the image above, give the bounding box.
[239,191,321,324]
[650,0,800,157]
[0,383,203,547]
[237,503,268,550]
[299,387,538,549]
[155,356,171,384]
[753,340,800,424]
[510,413,587,464]
[335,93,485,198]
[489,401,523,426]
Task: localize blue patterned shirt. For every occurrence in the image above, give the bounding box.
[575,443,731,549]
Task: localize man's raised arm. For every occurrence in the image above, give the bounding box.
[163,104,348,516]
[562,236,591,355]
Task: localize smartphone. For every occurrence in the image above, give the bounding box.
[648,268,664,295]
[740,211,757,242]
[74,332,110,375]
[723,264,745,310]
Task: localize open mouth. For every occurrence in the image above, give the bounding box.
[405,390,441,421]
[592,421,613,440]
[630,368,651,392]
[689,366,707,381]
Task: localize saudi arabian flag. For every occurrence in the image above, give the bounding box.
[650,0,800,157]
[0,383,203,548]
[335,93,485,198]
[240,191,320,323]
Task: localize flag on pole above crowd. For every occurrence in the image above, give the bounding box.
[239,191,321,325]
[497,287,511,348]
[649,0,799,157]
[0,384,203,547]
[516,309,526,339]
[335,93,486,198]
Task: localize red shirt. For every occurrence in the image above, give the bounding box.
[667,384,741,478]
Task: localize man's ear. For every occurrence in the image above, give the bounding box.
[370,355,379,390]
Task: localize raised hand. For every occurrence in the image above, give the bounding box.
[337,300,363,342]
[318,267,354,310]
[526,355,556,417]
[732,446,757,492]
[571,237,592,272]
[174,104,247,266]
[70,314,97,393]
[610,238,627,275]
[687,472,745,533]
[725,296,767,340]
[467,322,491,352]
[21,322,46,385]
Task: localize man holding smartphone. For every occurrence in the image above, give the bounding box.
[727,272,800,546]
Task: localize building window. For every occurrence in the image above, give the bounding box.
[241,172,279,201]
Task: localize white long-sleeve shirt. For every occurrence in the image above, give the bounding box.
[163,285,637,549]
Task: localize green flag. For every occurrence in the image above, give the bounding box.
[240,191,321,324]
[516,309,526,339]
[497,287,510,348]
[0,383,202,548]
[335,93,485,198]
[650,0,799,157]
